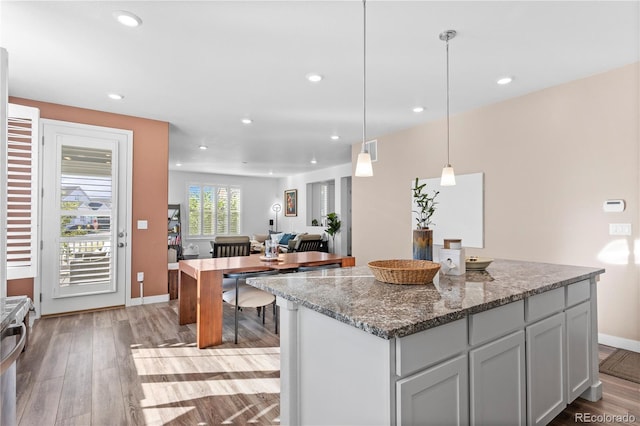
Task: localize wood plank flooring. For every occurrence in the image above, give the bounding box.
[16,301,639,425]
[17,301,280,426]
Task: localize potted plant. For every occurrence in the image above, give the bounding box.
[325,212,341,253]
[412,177,439,260]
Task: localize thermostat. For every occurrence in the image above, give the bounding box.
[603,199,625,213]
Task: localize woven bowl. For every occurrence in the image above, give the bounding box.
[368,259,441,285]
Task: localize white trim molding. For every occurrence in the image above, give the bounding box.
[598,333,640,353]
[129,293,170,306]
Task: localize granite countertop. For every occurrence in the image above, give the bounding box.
[246,259,604,340]
[1,296,32,334]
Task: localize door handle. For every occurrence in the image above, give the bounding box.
[118,242,125,248]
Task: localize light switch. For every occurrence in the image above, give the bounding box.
[609,223,632,236]
[137,220,148,230]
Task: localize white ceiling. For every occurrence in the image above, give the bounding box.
[2,1,638,177]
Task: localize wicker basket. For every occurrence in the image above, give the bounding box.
[368,259,441,285]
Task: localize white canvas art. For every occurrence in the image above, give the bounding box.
[411,172,484,248]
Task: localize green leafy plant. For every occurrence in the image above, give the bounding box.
[412,177,439,229]
[325,212,341,252]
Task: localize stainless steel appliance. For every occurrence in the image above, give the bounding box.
[1,296,30,426]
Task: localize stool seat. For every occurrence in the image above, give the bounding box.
[222,269,279,343]
[222,284,275,308]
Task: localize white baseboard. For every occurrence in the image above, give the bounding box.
[598,333,640,352]
[129,293,170,306]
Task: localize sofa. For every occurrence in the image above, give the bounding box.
[251,232,327,253]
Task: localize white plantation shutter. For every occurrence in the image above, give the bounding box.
[187,184,241,237]
[6,103,39,279]
[216,187,228,234]
[229,187,240,234]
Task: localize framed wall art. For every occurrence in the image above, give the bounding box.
[284,189,297,217]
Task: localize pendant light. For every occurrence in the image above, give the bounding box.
[355,0,373,177]
[440,30,456,186]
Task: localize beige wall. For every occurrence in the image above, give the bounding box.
[352,63,639,343]
[8,97,169,300]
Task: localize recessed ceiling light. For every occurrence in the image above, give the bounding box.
[175,162,182,167]
[113,10,142,27]
[108,93,124,100]
[310,158,318,164]
[241,118,252,125]
[199,145,208,150]
[306,73,323,83]
[497,76,513,85]
[412,106,425,113]
[330,135,340,141]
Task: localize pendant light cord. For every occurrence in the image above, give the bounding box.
[445,36,450,166]
[362,0,367,154]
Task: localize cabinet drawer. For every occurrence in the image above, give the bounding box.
[469,300,524,346]
[526,287,565,323]
[567,280,590,307]
[396,319,467,377]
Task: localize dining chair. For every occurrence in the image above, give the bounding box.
[290,234,323,252]
[210,236,252,291]
[210,236,251,258]
[222,270,279,344]
[211,235,278,343]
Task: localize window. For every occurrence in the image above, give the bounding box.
[6,103,39,279]
[188,184,241,237]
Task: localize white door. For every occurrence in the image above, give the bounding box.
[40,120,131,315]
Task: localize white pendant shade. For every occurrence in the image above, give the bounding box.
[440,165,456,186]
[355,152,373,177]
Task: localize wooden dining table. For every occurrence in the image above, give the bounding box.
[178,252,356,348]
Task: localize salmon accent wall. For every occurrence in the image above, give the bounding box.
[351,63,640,343]
[8,97,169,300]
[7,277,34,300]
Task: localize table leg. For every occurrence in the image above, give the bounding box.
[178,270,197,325]
[197,269,224,348]
[341,257,356,267]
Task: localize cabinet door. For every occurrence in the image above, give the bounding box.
[470,330,525,426]
[566,301,591,402]
[526,312,566,426]
[397,354,468,426]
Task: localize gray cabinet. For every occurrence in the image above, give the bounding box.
[470,330,526,426]
[397,354,468,426]
[566,301,591,401]
[526,312,566,426]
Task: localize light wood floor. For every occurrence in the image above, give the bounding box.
[16,301,640,425]
[16,300,280,426]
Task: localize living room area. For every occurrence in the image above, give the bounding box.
[168,163,353,261]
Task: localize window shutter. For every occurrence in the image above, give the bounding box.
[216,187,228,234]
[6,103,39,279]
[229,187,241,234]
[186,184,242,237]
[202,186,214,235]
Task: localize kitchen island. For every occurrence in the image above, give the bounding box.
[247,259,605,426]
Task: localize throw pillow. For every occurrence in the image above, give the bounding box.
[279,233,296,245]
[270,232,284,243]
